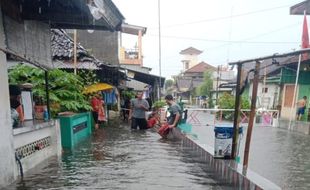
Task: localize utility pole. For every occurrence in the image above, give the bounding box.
[158,0,162,100]
[216,65,220,105]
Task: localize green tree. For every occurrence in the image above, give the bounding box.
[218,92,250,120]
[165,79,174,90]
[196,71,213,107]
[78,69,99,86]
[164,79,174,95]
[196,71,213,95]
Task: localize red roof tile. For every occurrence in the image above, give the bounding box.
[185,62,216,73]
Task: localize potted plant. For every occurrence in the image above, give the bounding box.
[8,64,92,119]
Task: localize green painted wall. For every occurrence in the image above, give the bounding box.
[281,68,310,121]
[298,85,310,121]
[281,68,310,84]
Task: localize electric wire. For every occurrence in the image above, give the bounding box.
[149,4,292,30]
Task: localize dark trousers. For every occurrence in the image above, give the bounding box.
[131,118,148,130]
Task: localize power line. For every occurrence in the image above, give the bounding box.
[149,4,291,30]
[147,22,300,46]
[147,34,299,44]
[204,22,301,51]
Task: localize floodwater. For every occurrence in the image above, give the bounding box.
[6,122,234,190]
[188,110,310,190]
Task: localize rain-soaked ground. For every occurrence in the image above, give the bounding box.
[5,121,235,190]
[189,110,310,190]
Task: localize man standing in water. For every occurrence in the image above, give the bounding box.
[165,95,182,128]
[296,96,307,120]
[129,91,149,130]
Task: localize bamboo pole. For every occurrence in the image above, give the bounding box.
[231,63,242,159]
[243,61,261,171]
[73,29,77,75]
[44,71,50,120]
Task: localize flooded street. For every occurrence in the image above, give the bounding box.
[6,122,233,190]
[189,110,310,190]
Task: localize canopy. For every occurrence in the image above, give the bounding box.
[83,83,113,94]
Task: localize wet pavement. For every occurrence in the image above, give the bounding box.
[188,110,310,190]
[6,121,234,190]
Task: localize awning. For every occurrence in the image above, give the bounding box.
[121,23,147,36]
[125,68,165,87]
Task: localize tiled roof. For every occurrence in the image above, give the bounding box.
[180,47,203,55]
[176,78,192,92]
[51,29,99,69]
[185,62,216,73]
[52,29,91,61]
[175,78,204,92]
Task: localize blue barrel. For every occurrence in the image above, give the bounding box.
[214,124,243,158]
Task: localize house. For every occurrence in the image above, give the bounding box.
[174,62,216,103]
[240,55,310,121]
[174,48,216,103]
[241,58,284,110]
[180,47,203,71]
[119,24,164,99]
[211,66,236,105]
[73,22,164,99]
[278,56,310,121]
[51,29,127,86]
[0,0,124,187]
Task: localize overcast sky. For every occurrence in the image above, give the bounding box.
[113,0,304,78]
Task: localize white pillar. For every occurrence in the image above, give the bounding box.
[0,6,17,187]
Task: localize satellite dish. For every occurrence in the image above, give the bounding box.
[87,30,94,33]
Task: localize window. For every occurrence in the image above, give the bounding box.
[262,87,268,93]
[185,62,189,69]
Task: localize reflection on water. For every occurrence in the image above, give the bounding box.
[6,123,233,190]
[190,110,310,190]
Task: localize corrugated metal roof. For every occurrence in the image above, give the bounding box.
[290,0,310,15]
[121,23,147,36]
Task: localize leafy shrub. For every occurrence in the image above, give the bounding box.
[9,64,92,117]
[122,90,135,99]
[218,92,250,120]
[153,100,166,110]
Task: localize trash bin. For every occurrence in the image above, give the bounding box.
[214,124,243,159]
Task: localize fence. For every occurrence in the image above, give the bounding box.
[185,108,279,127]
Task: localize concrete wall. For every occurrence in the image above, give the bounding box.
[13,120,62,175]
[181,136,281,190]
[76,30,119,65]
[0,6,17,187]
[249,83,279,109]
[182,54,199,70]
